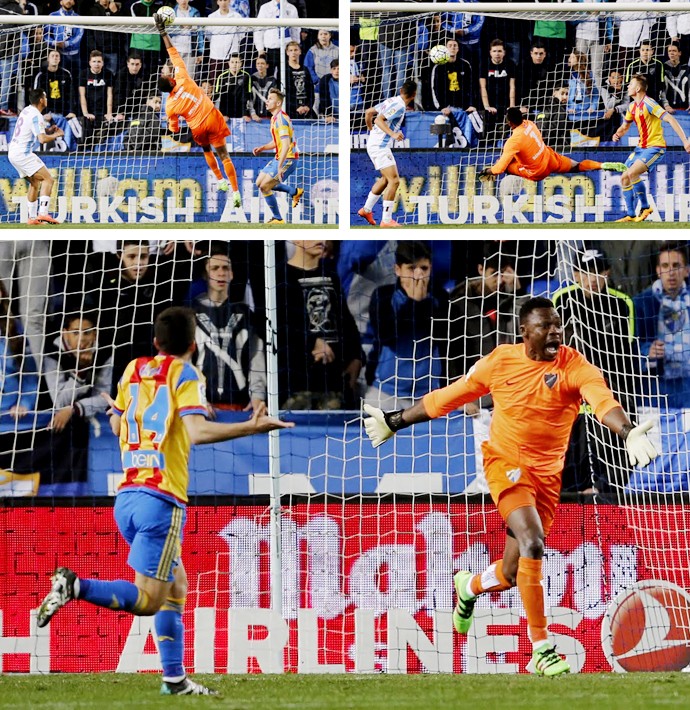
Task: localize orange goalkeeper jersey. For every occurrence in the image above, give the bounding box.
[165,46,216,133]
[490,120,550,178]
[423,344,621,476]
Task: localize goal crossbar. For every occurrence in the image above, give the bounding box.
[0,16,337,28]
[352,2,690,13]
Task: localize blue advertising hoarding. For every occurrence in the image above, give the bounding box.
[0,120,338,224]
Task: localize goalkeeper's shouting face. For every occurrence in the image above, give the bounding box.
[519,302,563,362]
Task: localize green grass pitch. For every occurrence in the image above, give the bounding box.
[2,673,690,709]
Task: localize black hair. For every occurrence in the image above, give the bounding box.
[158,75,175,93]
[401,79,417,98]
[395,241,431,266]
[28,88,46,106]
[506,106,524,126]
[519,297,554,324]
[657,241,688,266]
[62,311,98,331]
[154,307,196,356]
[330,58,339,69]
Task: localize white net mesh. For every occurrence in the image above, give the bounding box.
[350,5,690,225]
[3,239,690,675]
[0,16,338,225]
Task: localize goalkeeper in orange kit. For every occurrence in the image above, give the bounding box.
[479,107,627,183]
[363,297,659,677]
[154,13,242,209]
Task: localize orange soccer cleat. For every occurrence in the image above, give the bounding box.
[27,218,43,225]
[357,207,376,225]
[380,219,401,228]
[36,214,60,224]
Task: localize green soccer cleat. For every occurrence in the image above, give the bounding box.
[452,570,476,634]
[602,161,628,173]
[232,191,242,208]
[160,677,218,695]
[217,179,229,192]
[527,644,571,677]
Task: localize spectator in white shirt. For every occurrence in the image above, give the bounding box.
[254,0,300,77]
[207,0,244,85]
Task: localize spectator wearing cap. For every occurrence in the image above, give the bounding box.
[634,241,690,411]
[553,247,638,495]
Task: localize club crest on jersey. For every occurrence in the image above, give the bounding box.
[140,362,162,378]
[505,468,521,483]
[544,373,558,389]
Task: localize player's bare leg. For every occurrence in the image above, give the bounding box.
[358,174,387,225]
[379,165,401,227]
[27,167,60,225]
[212,143,241,208]
[256,172,285,224]
[616,159,652,222]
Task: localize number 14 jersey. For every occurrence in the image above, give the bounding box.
[113,354,208,505]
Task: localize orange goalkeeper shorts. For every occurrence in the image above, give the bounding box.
[191,108,231,148]
[481,442,561,536]
[509,148,573,182]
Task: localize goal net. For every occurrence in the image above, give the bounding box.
[2,239,690,676]
[350,2,690,225]
[0,15,338,225]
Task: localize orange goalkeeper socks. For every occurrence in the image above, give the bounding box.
[203,151,223,180]
[470,559,513,595]
[517,556,547,644]
[222,158,239,192]
[578,159,602,172]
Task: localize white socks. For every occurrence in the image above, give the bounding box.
[363,191,381,212]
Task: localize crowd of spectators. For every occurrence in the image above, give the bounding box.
[1,239,690,496]
[350,5,690,142]
[0,0,339,150]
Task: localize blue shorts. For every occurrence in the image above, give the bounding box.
[114,489,186,582]
[625,146,665,171]
[261,158,297,181]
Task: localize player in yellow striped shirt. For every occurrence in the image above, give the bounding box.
[37,307,293,696]
[252,88,303,224]
[613,73,690,222]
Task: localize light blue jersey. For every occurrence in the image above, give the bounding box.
[368,95,406,150]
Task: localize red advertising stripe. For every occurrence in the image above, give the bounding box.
[1,504,688,674]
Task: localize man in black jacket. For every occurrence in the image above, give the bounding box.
[113,51,145,121]
[430,39,476,113]
[214,54,252,121]
[553,247,638,497]
[285,40,315,119]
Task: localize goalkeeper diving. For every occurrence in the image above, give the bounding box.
[154,11,242,208]
[363,297,658,677]
[479,107,627,183]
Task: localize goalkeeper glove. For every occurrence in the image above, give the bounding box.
[624,420,659,467]
[154,13,167,33]
[363,404,408,448]
[478,167,496,182]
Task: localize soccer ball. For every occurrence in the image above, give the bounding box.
[156,6,176,26]
[429,45,450,65]
[499,175,525,198]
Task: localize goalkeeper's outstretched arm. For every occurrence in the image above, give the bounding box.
[601,407,659,468]
[154,12,173,51]
[362,401,431,448]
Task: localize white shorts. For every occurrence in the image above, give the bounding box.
[367,144,397,172]
[8,149,45,179]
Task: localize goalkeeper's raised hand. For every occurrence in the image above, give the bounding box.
[478,167,496,182]
[154,12,167,33]
[363,404,410,448]
[624,420,659,467]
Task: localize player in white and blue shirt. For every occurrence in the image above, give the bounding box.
[358,80,417,228]
[7,89,64,224]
